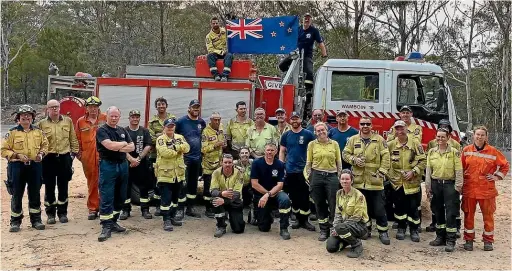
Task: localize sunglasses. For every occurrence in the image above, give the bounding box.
[360,123,372,126]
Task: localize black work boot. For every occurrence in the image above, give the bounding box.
[290,212,297,223]
[318,230,329,241]
[163,220,174,232]
[379,231,391,245]
[463,240,474,251]
[47,214,56,225]
[9,221,21,233]
[426,223,436,232]
[445,241,456,252]
[120,210,130,220]
[291,220,301,229]
[214,227,226,238]
[309,213,317,221]
[204,206,215,219]
[98,225,112,242]
[396,228,406,240]
[31,215,45,230]
[88,211,98,220]
[175,207,185,222]
[410,229,420,242]
[154,206,162,216]
[58,214,68,223]
[280,228,291,240]
[392,221,399,229]
[142,209,152,219]
[186,205,201,218]
[301,221,316,231]
[429,236,446,246]
[111,222,126,233]
[484,241,493,251]
[456,228,461,239]
[347,240,363,258]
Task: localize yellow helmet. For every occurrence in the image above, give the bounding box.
[85,96,102,106]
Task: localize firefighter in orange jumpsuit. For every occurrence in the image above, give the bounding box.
[461,125,509,252]
[76,96,107,220]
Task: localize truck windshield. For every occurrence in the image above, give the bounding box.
[397,75,447,113]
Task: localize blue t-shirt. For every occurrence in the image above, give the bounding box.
[250,158,285,197]
[298,25,323,57]
[175,115,206,163]
[280,128,315,173]
[328,126,359,169]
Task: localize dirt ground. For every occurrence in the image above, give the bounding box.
[1,160,511,270]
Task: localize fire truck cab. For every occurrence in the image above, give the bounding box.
[306,54,460,145]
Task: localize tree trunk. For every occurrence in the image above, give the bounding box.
[398,2,407,55]
[159,2,165,59]
[465,0,476,131]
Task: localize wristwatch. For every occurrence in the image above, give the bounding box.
[267,192,272,197]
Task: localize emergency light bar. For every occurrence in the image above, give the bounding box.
[394,52,425,63]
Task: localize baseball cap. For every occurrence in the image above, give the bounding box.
[189,99,200,107]
[290,111,301,119]
[399,105,412,112]
[275,108,286,114]
[336,109,348,116]
[210,112,221,119]
[304,13,312,18]
[129,109,141,117]
[394,120,407,128]
[163,118,176,127]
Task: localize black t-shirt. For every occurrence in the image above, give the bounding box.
[250,157,285,197]
[96,124,133,162]
[298,25,323,57]
[125,126,151,159]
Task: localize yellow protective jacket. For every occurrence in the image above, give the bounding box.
[201,123,225,175]
[155,133,190,183]
[1,124,48,160]
[210,167,244,200]
[342,133,390,190]
[206,27,228,55]
[148,113,176,159]
[37,115,79,154]
[234,159,253,186]
[387,122,422,142]
[386,136,427,194]
[333,188,369,227]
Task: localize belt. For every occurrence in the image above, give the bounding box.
[312,170,337,176]
[46,152,70,158]
[11,160,35,165]
[433,179,455,184]
[100,159,125,164]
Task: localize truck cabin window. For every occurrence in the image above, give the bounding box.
[397,74,448,121]
[330,71,379,102]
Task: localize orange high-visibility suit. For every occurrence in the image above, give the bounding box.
[75,113,107,213]
[461,144,509,243]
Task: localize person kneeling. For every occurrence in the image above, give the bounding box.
[211,154,246,238]
[326,170,369,258]
[250,142,291,240]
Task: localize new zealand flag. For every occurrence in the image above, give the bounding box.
[226,16,299,54]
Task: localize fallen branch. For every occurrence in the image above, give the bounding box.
[29,232,88,242]
[23,263,72,268]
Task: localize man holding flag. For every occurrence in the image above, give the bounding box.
[279,13,327,87]
[206,17,233,82]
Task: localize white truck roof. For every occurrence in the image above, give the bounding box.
[323,59,444,74]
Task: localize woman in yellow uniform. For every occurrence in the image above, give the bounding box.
[305,122,342,241]
[326,169,369,258]
[233,147,255,224]
[155,118,190,231]
[426,128,463,252]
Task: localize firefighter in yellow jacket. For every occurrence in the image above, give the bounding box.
[326,169,369,258]
[206,17,233,81]
[155,118,190,231]
[201,112,225,218]
[2,105,49,232]
[387,106,422,142]
[342,117,391,245]
[386,120,427,242]
[211,154,246,237]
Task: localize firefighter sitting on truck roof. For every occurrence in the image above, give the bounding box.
[387,106,422,142]
[206,17,233,82]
